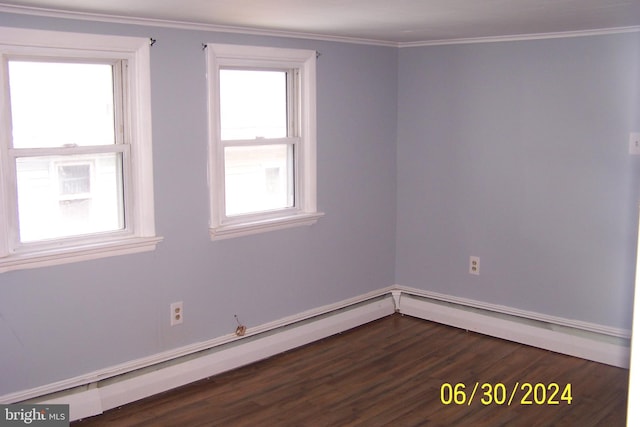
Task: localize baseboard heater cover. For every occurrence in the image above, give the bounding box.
[30,295,395,421]
[5,285,630,421]
[397,292,630,369]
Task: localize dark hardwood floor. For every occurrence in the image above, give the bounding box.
[73,314,629,426]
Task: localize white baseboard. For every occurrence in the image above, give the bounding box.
[30,292,395,421]
[394,285,631,368]
[3,284,629,421]
[97,296,393,415]
[35,386,102,423]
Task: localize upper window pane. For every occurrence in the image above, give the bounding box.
[220,69,287,140]
[8,61,116,148]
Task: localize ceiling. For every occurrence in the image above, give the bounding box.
[0,0,639,44]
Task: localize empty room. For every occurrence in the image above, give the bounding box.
[0,1,639,425]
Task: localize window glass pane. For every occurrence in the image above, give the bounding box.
[16,153,124,242]
[9,61,116,148]
[224,144,293,216]
[220,69,287,140]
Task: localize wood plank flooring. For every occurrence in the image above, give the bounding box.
[73,314,629,426]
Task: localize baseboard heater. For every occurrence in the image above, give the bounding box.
[393,287,630,369]
[3,285,630,422]
[26,293,396,421]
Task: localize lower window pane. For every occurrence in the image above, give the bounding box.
[224,144,293,216]
[16,153,124,243]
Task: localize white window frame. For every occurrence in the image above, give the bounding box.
[0,27,161,273]
[206,44,323,240]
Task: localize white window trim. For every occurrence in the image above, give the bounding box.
[206,44,323,240]
[0,27,161,273]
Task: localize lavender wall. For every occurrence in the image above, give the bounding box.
[396,33,640,330]
[0,14,398,395]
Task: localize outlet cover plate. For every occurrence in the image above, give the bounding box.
[170,301,183,326]
[469,256,480,275]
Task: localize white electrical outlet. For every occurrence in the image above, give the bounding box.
[469,256,480,275]
[629,132,640,155]
[170,302,183,326]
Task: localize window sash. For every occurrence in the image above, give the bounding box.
[7,59,124,149]
[217,68,300,220]
[9,144,128,157]
[221,138,299,219]
[219,67,295,141]
[221,136,300,147]
[222,140,297,221]
[7,144,132,251]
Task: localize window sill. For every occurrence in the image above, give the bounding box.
[0,236,163,273]
[210,212,324,241]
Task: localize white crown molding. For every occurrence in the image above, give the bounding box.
[398,25,640,48]
[1,4,639,48]
[0,3,397,47]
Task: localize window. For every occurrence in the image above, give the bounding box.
[0,28,161,272]
[206,44,323,240]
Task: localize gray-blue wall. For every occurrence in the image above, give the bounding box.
[396,33,640,330]
[0,14,398,395]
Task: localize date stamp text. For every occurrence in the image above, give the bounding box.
[440,382,572,406]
